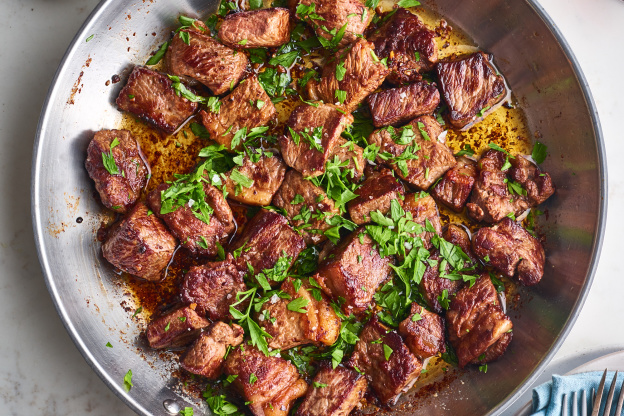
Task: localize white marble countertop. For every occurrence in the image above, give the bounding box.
[1,0,622,414]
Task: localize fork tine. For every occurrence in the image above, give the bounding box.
[562,393,569,416]
[591,369,608,416]
[604,371,619,416]
[581,390,588,416]
[615,375,624,416]
[572,391,578,416]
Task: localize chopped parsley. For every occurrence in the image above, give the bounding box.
[383,344,393,360]
[397,0,421,7]
[106,342,113,348]
[313,382,328,388]
[455,143,475,157]
[123,369,133,392]
[102,137,120,175]
[287,297,310,313]
[531,141,548,164]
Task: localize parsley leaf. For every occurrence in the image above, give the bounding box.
[146,41,170,65]
[455,143,475,157]
[532,141,548,164]
[269,50,300,68]
[397,0,421,6]
[179,407,194,416]
[230,169,254,188]
[102,138,121,175]
[488,142,514,158]
[335,61,346,81]
[123,369,133,392]
[335,89,347,104]
[287,297,310,313]
[383,344,393,360]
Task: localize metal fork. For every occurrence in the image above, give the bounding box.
[561,369,624,416]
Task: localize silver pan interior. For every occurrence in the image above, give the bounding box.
[31,0,607,414]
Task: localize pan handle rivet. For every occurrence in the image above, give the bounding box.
[163,399,181,414]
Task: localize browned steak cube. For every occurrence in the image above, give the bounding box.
[85,129,148,213]
[446,274,513,367]
[401,192,441,248]
[219,8,291,49]
[166,22,248,95]
[116,67,198,134]
[223,152,287,206]
[328,137,365,182]
[431,156,478,212]
[199,76,276,151]
[147,182,235,258]
[102,202,176,281]
[294,0,372,47]
[443,224,478,264]
[369,115,456,190]
[258,278,340,350]
[230,209,306,277]
[296,363,367,416]
[418,250,464,314]
[368,8,438,85]
[272,170,340,245]
[307,38,390,113]
[181,254,248,320]
[180,322,244,378]
[398,303,446,360]
[466,149,530,223]
[509,155,555,206]
[472,217,545,286]
[366,81,440,127]
[224,346,309,416]
[313,228,392,314]
[436,52,507,129]
[278,102,353,177]
[146,306,210,349]
[347,169,404,225]
[347,316,422,404]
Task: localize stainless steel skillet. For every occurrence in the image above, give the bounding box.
[31,0,607,414]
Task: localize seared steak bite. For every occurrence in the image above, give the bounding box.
[102,202,176,281]
[116,66,198,134]
[369,115,456,190]
[401,192,441,248]
[294,0,372,47]
[313,228,392,314]
[223,152,287,206]
[307,38,390,113]
[278,102,353,177]
[368,8,438,85]
[219,8,291,49]
[181,254,248,320]
[224,346,308,416]
[166,21,248,95]
[347,316,422,405]
[180,322,244,378]
[199,76,276,151]
[146,306,210,349]
[446,274,513,368]
[431,156,478,212]
[399,303,446,360]
[366,81,440,128]
[466,149,530,223]
[418,250,464,314]
[436,52,507,129]
[443,224,477,264]
[258,278,340,350]
[85,129,148,213]
[472,217,545,286]
[147,182,235,258]
[272,170,339,245]
[347,169,404,225]
[328,137,365,181]
[509,155,555,206]
[230,209,306,277]
[296,363,367,416]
